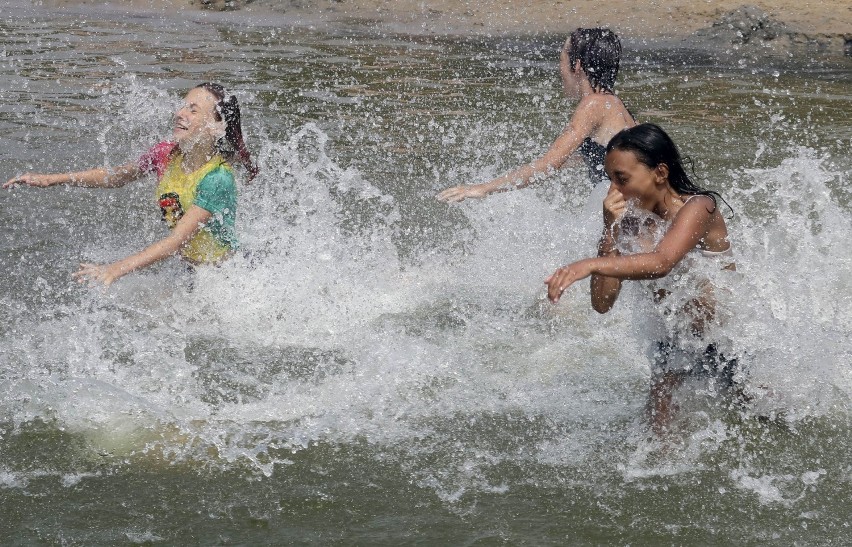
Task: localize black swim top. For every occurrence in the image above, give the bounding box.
[578,137,608,186]
[576,98,635,186]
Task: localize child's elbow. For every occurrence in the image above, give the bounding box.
[593,303,612,314]
[592,296,615,314]
[649,268,672,279]
[649,257,678,278]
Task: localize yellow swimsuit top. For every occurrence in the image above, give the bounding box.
[156,153,235,264]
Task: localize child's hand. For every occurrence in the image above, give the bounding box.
[603,183,626,226]
[544,260,594,303]
[436,184,488,203]
[3,173,58,189]
[72,262,123,287]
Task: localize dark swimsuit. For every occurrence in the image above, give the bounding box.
[577,97,636,186]
[578,137,608,186]
[653,339,740,389]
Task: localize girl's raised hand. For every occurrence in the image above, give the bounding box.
[544,259,595,303]
[603,183,626,226]
[436,184,489,203]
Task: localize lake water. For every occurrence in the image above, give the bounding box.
[1,2,851,544]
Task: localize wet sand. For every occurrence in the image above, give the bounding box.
[38,0,852,59]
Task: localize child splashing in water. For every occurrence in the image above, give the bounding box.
[544,123,740,435]
[437,27,635,202]
[4,82,257,287]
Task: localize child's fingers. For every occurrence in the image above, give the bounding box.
[546,269,570,303]
[3,175,28,188]
[603,194,622,208]
[436,186,464,202]
[72,263,99,282]
[548,282,563,303]
[604,189,624,204]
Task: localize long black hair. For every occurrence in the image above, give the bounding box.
[606,123,731,214]
[195,82,259,182]
[567,28,621,94]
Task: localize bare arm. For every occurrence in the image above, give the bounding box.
[546,197,716,303]
[4,161,142,189]
[72,205,212,287]
[437,99,599,202]
[590,230,622,313]
[590,184,626,313]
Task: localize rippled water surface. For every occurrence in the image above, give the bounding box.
[1,2,851,544]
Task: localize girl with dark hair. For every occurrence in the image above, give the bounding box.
[437,27,634,202]
[194,82,259,182]
[4,83,257,286]
[544,123,738,434]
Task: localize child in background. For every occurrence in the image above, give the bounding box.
[437,28,635,202]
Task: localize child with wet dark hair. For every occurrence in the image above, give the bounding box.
[437,27,635,202]
[545,123,739,434]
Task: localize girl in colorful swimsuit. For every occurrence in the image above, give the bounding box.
[4,82,257,287]
[544,123,740,435]
[437,28,635,202]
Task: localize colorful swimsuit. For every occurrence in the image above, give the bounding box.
[138,142,238,264]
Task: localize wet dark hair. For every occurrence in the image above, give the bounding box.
[195,82,259,182]
[567,28,621,93]
[606,123,731,213]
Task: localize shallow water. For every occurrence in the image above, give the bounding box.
[1,2,851,544]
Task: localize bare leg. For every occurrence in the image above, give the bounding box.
[648,371,686,436]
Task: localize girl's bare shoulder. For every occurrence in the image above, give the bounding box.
[680,195,730,236]
[577,93,610,111]
[572,94,614,125]
[681,194,718,213]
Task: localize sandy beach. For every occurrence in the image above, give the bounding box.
[40,0,852,59]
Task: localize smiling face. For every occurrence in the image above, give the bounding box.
[604,148,670,210]
[172,87,224,149]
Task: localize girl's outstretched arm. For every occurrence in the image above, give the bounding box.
[546,196,716,303]
[4,161,142,189]
[436,99,600,203]
[72,205,213,287]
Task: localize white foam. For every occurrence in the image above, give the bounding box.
[3,90,850,485]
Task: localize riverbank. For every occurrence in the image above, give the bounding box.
[41,0,852,59]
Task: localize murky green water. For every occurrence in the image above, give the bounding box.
[1,2,851,544]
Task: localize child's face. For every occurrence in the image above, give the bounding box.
[560,41,582,99]
[173,87,225,148]
[604,149,666,207]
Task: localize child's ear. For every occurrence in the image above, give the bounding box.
[655,163,670,184]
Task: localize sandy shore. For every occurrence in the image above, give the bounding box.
[41,0,852,58]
